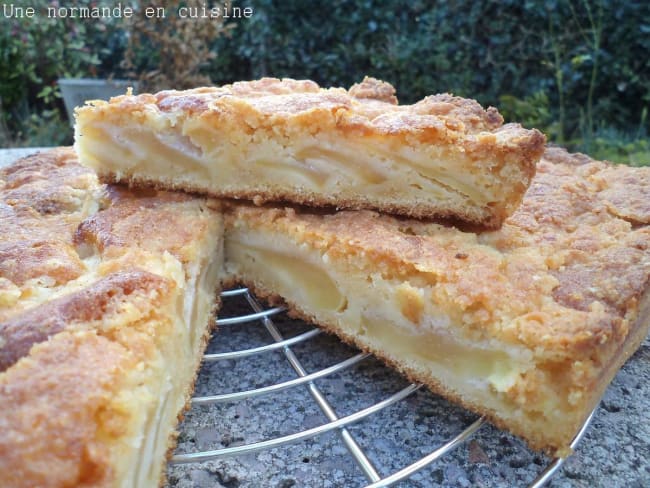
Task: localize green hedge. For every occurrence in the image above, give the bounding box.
[208,0,649,157]
[0,0,126,146]
[1,0,648,164]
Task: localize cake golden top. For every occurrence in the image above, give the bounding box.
[0,148,223,486]
[0,148,220,330]
[81,76,545,163]
[226,147,650,360]
[75,77,546,227]
[0,147,220,361]
[1,329,144,486]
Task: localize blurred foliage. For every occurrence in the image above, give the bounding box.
[207,0,649,164]
[123,0,233,92]
[0,0,126,146]
[499,92,558,140]
[20,109,71,147]
[583,117,650,166]
[0,0,648,165]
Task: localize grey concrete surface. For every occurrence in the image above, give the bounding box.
[2,147,649,487]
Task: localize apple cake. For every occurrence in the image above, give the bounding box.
[74,77,545,227]
[223,147,650,455]
[0,148,224,487]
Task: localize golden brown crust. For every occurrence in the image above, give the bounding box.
[0,148,223,487]
[74,184,218,263]
[76,77,545,226]
[0,149,99,269]
[0,147,96,216]
[0,270,171,372]
[0,331,133,487]
[348,76,398,104]
[224,148,650,359]
[143,77,511,139]
[224,147,650,454]
[0,239,86,287]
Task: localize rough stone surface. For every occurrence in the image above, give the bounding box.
[2,148,649,487]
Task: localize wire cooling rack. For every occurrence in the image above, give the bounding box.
[166,287,596,487]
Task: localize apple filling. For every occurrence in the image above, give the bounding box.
[111,240,223,487]
[76,121,500,211]
[224,235,542,418]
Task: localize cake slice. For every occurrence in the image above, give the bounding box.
[0,148,224,487]
[223,147,650,455]
[74,77,545,227]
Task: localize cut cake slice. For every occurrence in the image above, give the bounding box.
[223,147,650,455]
[74,77,545,227]
[0,148,224,487]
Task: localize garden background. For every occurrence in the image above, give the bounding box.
[0,0,648,165]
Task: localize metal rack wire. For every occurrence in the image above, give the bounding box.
[169,287,596,487]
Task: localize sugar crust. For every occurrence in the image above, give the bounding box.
[224,147,650,453]
[225,147,650,358]
[75,77,545,226]
[0,148,223,487]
